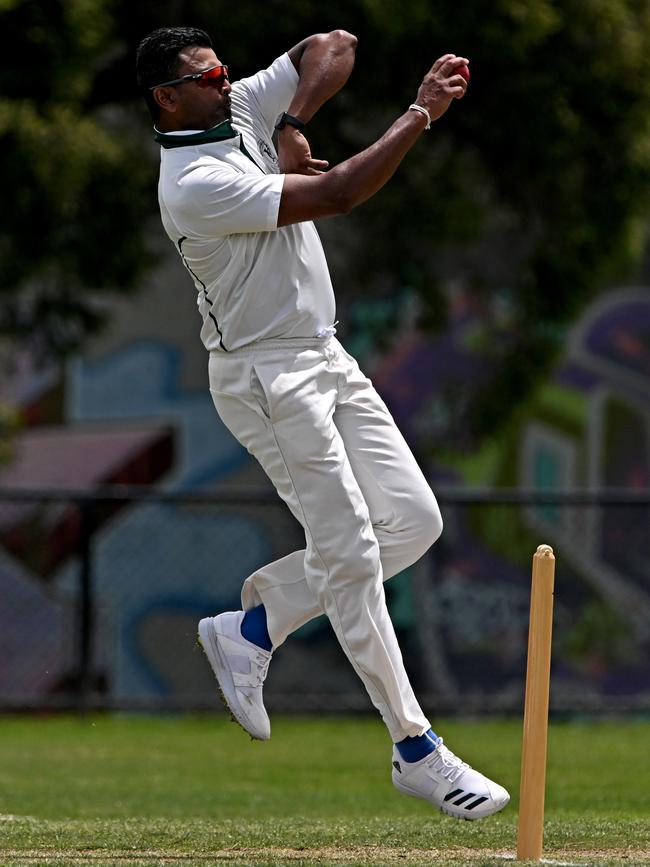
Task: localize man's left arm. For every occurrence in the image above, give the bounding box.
[278,30,357,175]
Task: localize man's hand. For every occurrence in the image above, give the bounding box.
[413,54,469,123]
[277,127,329,175]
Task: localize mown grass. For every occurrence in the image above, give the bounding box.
[0,715,648,866]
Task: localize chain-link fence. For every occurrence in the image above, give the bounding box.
[1,487,648,715]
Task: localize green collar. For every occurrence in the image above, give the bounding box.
[154,121,238,149]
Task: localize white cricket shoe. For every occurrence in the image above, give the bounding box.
[197,611,271,740]
[391,737,510,820]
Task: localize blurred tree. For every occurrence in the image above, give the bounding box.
[4,0,650,447]
[0,0,155,358]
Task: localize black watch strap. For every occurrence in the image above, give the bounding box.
[275,112,305,131]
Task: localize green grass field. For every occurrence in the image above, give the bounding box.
[0,715,648,866]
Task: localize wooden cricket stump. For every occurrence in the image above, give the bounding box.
[517,544,556,862]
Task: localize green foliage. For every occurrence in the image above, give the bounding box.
[0,0,155,357]
[564,599,639,669]
[352,0,650,442]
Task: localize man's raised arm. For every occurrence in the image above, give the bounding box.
[277,30,357,175]
[285,30,357,122]
[278,53,469,224]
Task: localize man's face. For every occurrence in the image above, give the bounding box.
[155,45,232,130]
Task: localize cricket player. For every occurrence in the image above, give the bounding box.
[136,26,509,820]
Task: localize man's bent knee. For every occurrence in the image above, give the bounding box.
[414,490,443,551]
[394,490,443,568]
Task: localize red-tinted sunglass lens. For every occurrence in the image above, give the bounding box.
[198,65,228,87]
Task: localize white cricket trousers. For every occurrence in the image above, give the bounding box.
[208,336,442,741]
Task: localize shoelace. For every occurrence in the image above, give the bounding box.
[425,738,471,783]
[253,653,271,686]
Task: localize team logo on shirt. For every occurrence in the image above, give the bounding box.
[258,138,278,166]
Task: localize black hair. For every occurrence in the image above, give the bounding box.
[136,26,213,121]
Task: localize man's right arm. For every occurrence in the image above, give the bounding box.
[277,53,469,227]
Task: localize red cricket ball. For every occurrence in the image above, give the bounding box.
[458,64,470,82]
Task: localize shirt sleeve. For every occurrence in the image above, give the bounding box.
[171,161,285,237]
[230,53,299,137]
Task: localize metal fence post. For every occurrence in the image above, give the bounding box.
[77,499,95,710]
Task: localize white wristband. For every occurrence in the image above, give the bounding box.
[408,103,431,130]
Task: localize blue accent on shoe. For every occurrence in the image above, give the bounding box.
[240,604,273,651]
[395,729,439,763]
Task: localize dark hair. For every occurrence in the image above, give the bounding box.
[136,26,213,121]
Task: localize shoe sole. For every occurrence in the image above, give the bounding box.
[197,618,269,741]
[392,775,509,821]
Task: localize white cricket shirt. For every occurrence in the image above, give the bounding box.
[156,53,336,352]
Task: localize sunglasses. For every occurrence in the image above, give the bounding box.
[149,64,229,90]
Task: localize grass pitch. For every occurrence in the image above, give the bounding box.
[0,714,648,866]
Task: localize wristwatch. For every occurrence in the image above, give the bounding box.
[275,112,305,132]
